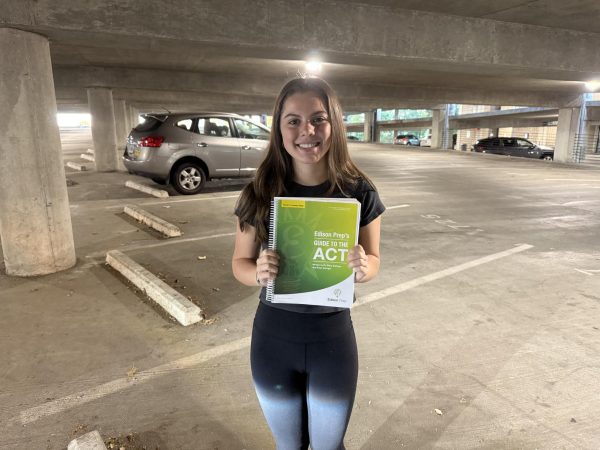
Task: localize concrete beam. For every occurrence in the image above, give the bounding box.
[336,84,579,109]
[450,118,558,130]
[52,66,281,98]
[5,1,600,77]
[53,67,580,109]
[56,87,275,114]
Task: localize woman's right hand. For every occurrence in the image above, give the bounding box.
[256,249,280,286]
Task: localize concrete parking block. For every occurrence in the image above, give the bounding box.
[125,180,169,198]
[86,148,95,154]
[106,250,203,326]
[67,430,107,450]
[66,161,88,171]
[80,153,95,162]
[123,204,182,237]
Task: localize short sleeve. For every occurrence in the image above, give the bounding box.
[356,182,385,227]
[234,182,257,227]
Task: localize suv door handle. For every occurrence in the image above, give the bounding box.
[197,142,207,147]
[242,145,251,150]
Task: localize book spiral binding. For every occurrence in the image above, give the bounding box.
[266,199,276,302]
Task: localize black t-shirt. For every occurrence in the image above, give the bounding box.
[236,178,385,314]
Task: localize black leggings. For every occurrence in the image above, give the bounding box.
[251,302,358,450]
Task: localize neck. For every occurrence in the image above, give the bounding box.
[292,161,328,186]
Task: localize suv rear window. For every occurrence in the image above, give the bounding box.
[134,116,165,132]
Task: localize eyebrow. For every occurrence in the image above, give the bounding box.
[282,111,328,118]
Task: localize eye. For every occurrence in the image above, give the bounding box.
[287,118,299,126]
[312,116,328,125]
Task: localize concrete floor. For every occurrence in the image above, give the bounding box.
[1,129,600,449]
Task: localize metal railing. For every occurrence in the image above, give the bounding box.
[572,132,600,164]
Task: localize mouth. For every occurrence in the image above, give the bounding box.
[295,142,321,150]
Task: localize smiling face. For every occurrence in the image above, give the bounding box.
[279,91,332,172]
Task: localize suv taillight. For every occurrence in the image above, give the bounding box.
[139,136,165,147]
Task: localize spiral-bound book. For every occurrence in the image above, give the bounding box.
[266,197,361,308]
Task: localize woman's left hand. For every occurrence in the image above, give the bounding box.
[347,244,369,283]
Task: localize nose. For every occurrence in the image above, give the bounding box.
[301,120,315,135]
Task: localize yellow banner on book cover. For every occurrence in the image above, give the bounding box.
[281,199,306,208]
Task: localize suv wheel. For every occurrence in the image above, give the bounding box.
[172,162,206,195]
[542,154,553,161]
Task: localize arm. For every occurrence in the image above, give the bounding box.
[347,216,382,283]
[232,219,279,287]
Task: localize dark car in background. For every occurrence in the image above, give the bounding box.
[473,137,554,160]
[394,134,420,146]
[123,113,270,194]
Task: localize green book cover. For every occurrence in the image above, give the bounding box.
[266,197,361,308]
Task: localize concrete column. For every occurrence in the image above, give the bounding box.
[130,106,140,128]
[490,106,501,137]
[87,87,118,171]
[0,28,76,276]
[364,110,375,142]
[431,107,448,149]
[584,122,598,155]
[113,99,128,171]
[555,106,582,163]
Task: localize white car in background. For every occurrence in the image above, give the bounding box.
[420,135,432,147]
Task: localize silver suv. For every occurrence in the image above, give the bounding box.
[123,113,270,194]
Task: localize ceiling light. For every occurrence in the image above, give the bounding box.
[584,81,600,92]
[305,60,322,74]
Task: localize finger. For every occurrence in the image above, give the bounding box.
[260,249,280,259]
[348,256,368,266]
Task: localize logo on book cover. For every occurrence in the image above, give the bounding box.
[334,288,342,298]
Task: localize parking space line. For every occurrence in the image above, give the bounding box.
[14,337,252,426]
[85,232,236,259]
[140,194,240,206]
[356,244,533,306]
[15,244,533,426]
[386,204,411,210]
[544,178,600,182]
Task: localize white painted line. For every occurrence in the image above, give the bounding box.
[544,178,600,182]
[123,205,182,237]
[14,244,532,425]
[574,268,600,276]
[106,250,203,326]
[85,232,236,259]
[125,180,169,198]
[561,200,597,206]
[386,204,410,210]
[66,161,88,171]
[15,336,251,426]
[140,194,240,206]
[356,244,534,306]
[80,154,95,162]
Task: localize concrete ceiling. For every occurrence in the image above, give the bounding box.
[3,0,600,113]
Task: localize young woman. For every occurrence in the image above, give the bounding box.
[232,77,385,450]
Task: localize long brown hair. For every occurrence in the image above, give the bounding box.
[236,76,374,242]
